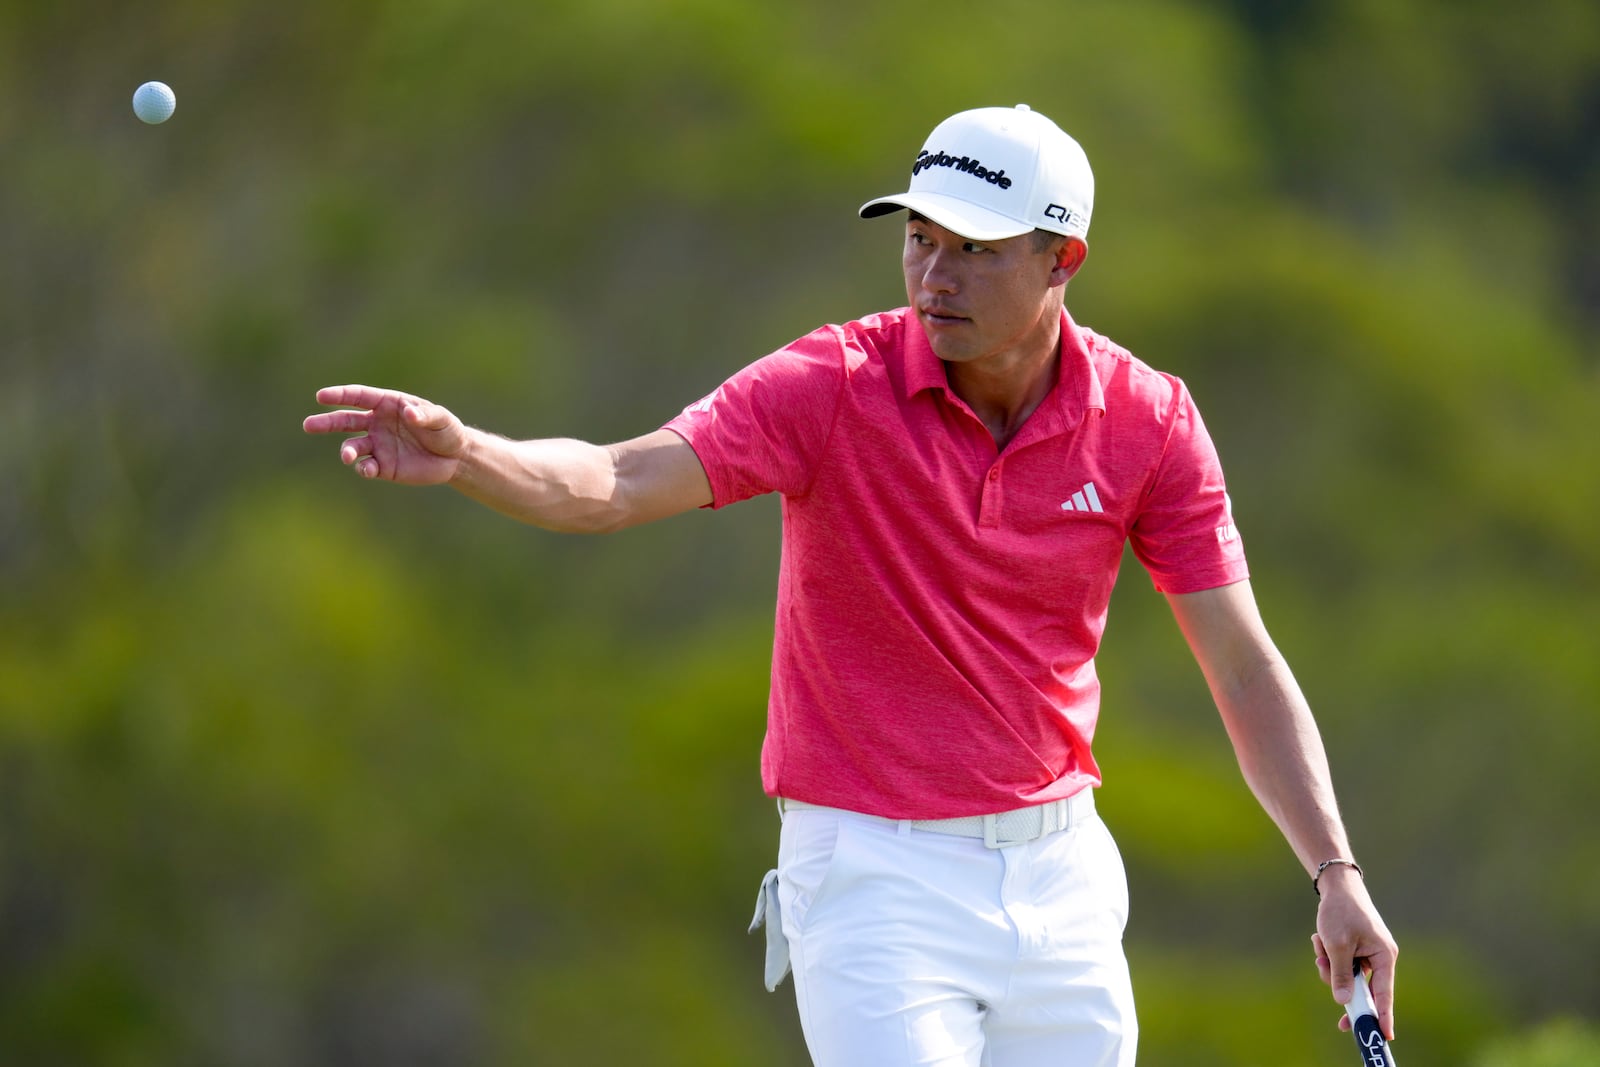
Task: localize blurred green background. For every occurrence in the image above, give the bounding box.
[3,0,1598,1064]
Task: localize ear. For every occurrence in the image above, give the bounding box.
[1050,237,1088,286]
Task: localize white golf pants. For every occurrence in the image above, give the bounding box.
[757,801,1137,1067]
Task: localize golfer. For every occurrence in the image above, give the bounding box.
[305,104,1397,1066]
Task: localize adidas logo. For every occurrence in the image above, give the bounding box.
[1061,482,1104,514]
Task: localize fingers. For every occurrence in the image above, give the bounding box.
[313,384,417,409]
[1311,933,1349,1030]
[338,434,374,467]
[1321,936,1355,1007]
[401,399,453,432]
[303,408,371,435]
[1313,932,1398,1040]
[304,385,386,437]
[305,389,384,479]
[304,387,452,437]
[1366,950,1398,1041]
[305,385,463,482]
[333,435,383,479]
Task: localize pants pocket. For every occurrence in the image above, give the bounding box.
[1087,815,1130,935]
[775,808,848,937]
[750,808,850,992]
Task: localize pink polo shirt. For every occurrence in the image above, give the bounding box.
[664,307,1248,819]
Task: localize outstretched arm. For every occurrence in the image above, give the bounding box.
[1165,579,1399,1040]
[303,384,712,533]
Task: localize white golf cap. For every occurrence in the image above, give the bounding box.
[860,104,1094,242]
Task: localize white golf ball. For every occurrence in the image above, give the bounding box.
[132,81,176,124]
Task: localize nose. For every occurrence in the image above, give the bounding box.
[918,247,959,295]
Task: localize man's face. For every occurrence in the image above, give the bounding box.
[901,214,1077,367]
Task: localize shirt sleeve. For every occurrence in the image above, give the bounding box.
[662,325,847,508]
[1128,379,1250,594]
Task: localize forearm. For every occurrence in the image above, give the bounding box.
[1212,651,1353,877]
[449,429,628,533]
[1167,583,1357,877]
[1168,586,1395,1027]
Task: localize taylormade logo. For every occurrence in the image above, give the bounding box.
[913,149,1013,190]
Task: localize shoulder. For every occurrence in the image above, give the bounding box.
[773,309,908,370]
[833,308,916,370]
[1075,323,1192,422]
[773,309,923,404]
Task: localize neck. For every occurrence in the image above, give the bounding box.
[944,317,1063,450]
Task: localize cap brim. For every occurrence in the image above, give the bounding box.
[858,191,1032,242]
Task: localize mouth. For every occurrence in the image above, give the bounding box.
[919,305,969,327]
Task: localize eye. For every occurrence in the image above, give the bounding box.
[963,241,990,254]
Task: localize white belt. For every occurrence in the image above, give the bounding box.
[778,789,1094,850]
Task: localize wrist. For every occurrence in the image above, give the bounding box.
[1312,857,1364,898]
[446,425,485,488]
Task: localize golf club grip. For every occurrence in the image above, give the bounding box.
[1345,969,1396,1067]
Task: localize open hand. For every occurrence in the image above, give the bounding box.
[303,385,469,485]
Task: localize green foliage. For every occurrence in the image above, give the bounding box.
[1128,941,1500,1067]
[3,0,1596,1062]
[1475,1019,1600,1067]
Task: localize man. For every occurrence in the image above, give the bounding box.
[304,104,1397,1066]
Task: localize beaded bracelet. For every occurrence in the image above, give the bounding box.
[1313,858,1365,897]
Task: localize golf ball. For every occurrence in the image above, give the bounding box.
[132,81,176,124]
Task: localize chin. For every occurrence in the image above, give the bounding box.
[932,345,978,366]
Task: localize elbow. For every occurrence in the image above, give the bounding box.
[1216,645,1288,705]
[577,506,633,535]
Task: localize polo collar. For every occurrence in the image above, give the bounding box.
[901,307,1108,434]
